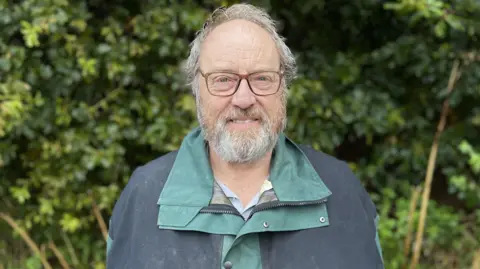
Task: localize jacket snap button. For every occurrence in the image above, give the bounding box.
[319,217,326,223]
[224,261,233,269]
[263,221,269,228]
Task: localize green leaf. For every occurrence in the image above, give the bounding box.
[445,15,465,31]
[459,140,473,154]
[177,94,196,114]
[60,213,82,232]
[383,2,403,11]
[0,58,11,71]
[434,20,446,38]
[10,186,31,204]
[20,21,41,48]
[70,19,87,32]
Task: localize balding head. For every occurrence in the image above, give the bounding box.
[184,4,296,97]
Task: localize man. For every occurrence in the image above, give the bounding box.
[107,3,384,269]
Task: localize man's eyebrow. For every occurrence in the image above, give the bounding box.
[203,67,279,73]
[207,68,238,73]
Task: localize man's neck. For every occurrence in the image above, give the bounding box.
[209,146,272,181]
[208,146,272,206]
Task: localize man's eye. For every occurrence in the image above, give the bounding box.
[217,77,231,82]
[212,76,235,83]
[254,76,272,81]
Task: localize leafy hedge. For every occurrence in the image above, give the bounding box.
[1,0,479,268]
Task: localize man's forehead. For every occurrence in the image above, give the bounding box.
[203,62,279,73]
[199,19,280,71]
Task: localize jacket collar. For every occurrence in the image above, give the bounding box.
[157,127,331,207]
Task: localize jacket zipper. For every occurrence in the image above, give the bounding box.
[199,198,328,219]
[246,198,328,220]
[199,205,242,217]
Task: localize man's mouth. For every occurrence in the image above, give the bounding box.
[229,119,258,123]
[228,117,260,124]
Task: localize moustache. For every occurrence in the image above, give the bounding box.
[221,107,266,122]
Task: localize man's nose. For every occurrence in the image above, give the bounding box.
[231,79,256,109]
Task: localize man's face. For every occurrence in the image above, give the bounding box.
[197,19,287,164]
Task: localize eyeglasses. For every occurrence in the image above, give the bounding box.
[199,69,283,97]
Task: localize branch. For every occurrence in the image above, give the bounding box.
[90,192,108,241]
[88,88,123,117]
[61,231,80,267]
[472,249,480,269]
[461,51,480,65]
[402,185,421,268]
[49,241,71,269]
[409,59,461,269]
[0,212,53,269]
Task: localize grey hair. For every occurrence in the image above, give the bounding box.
[183,3,297,96]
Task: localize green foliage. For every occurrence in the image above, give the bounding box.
[1,0,479,268]
[449,140,480,209]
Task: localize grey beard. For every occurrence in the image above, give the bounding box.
[196,101,285,164]
[209,118,278,164]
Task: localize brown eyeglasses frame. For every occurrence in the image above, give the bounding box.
[198,69,284,97]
